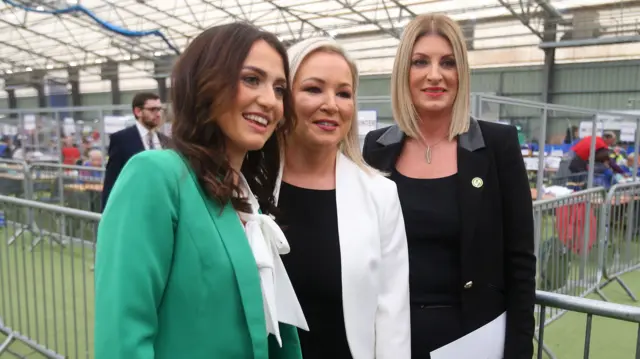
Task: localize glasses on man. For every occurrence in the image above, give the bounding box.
[143,107,164,113]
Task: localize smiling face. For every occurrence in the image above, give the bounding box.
[409,34,459,117]
[292,50,354,149]
[216,39,287,158]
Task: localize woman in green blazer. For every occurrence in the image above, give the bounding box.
[95,22,308,359]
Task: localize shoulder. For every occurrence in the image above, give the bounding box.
[365,126,393,142]
[110,126,135,141]
[123,150,186,187]
[342,155,398,203]
[475,119,518,150]
[476,119,517,140]
[364,125,396,148]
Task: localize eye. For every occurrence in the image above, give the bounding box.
[274,85,286,98]
[411,58,428,67]
[242,75,260,86]
[441,59,457,68]
[302,86,322,94]
[337,91,352,99]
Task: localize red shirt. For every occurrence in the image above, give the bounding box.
[62,146,81,165]
[572,136,607,161]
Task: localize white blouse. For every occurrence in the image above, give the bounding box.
[236,174,308,346]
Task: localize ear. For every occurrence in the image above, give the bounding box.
[133,107,142,119]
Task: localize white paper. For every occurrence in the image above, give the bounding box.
[430,311,506,359]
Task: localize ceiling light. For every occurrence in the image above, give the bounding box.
[26,67,32,71]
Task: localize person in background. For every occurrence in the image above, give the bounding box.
[100,92,169,211]
[363,14,535,358]
[564,125,579,145]
[569,132,624,175]
[80,149,104,180]
[276,37,410,359]
[94,22,306,359]
[61,135,81,165]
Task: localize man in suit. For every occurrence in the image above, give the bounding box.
[101,92,168,211]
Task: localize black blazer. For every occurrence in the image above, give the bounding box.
[101,125,169,212]
[363,119,536,359]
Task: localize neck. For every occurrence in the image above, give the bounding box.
[418,110,452,141]
[284,138,337,180]
[138,120,155,131]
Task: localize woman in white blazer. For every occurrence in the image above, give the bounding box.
[275,37,411,359]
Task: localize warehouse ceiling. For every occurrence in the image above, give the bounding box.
[0,0,638,82]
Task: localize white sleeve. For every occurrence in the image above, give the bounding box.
[375,181,411,358]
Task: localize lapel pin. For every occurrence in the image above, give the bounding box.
[472,177,483,188]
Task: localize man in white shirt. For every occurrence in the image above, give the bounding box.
[101,92,168,211]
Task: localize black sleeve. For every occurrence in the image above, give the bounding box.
[101,134,124,212]
[498,126,536,359]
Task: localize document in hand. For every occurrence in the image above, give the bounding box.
[430,311,506,359]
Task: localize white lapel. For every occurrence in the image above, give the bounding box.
[335,153,378,358]
[274,152,379,358]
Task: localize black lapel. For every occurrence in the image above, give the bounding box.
[456,119,490,275]
[127,125,145,153]
[367,125,405,172]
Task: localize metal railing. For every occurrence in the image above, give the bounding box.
[536,290,640,359]
[0,194,98,359]
[0,159,103,214]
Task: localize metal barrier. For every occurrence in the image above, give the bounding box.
[536,290,640,359]
[0,190,639,357]
[0,194,98,359]
[597,182,640,302]
[0,159,104,215]
[534,188,607,301]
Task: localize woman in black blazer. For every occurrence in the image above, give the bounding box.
[362,14,536,359]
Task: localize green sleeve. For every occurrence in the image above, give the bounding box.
[94,151,179,359]
[268,323,303,359]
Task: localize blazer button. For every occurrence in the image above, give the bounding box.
[464,281,473,289]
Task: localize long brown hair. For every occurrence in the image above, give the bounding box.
[170,22,293,216]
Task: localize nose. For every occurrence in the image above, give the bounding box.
[256,87,279,111]
[320,92,339,114]
[426,63,443,83]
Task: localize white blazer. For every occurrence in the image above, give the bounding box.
[274,152,411,359]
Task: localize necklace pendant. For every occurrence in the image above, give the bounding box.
[425,146,432,164]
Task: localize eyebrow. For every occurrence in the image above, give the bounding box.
[301,77,352,88]
[243,65,286,84]
[412,52,454,58]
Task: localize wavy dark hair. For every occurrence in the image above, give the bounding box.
[170,22,293,216]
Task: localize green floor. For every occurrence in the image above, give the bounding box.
[535,270,640,359]
[1,230,640,358]
[0,229,94,359]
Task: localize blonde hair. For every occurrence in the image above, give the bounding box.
[286,37,373,173]
[391,13,471,141]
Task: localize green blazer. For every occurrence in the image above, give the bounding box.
[94,149,302,359]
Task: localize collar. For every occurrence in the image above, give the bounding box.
[376,117,486,152]
[135,121,154,138]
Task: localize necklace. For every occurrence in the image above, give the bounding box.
[423,136,448,164]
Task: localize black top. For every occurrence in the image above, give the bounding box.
[362,120,536,359]
[277,182,352,359]
[390,170,464,357]
[390,170,462,305]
